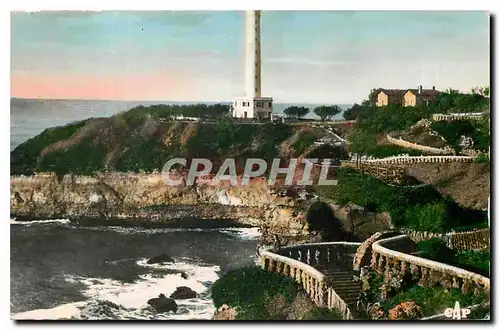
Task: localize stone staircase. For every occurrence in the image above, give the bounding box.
[326,270,361,308]
[316,267,361,309]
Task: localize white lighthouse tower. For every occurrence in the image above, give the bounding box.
[232,10,273,119]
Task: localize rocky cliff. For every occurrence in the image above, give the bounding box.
[10,173,310,237]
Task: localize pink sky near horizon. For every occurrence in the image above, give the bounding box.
[11,72,201,101]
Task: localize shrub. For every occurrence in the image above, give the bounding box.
[291,130,319,155]
[302,307,343,320]
[404,202,448,232]
[430,120,489,153]
[388,301,422,320]
[382,286,484,317]
[211,266,299,320]
[454,249,490,276]
[474,153,489,163]
[365,145,427,158]
[416,238,455,262]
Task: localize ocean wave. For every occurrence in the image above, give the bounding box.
[13,259,220,320]
[70,225,262,240]
[9,218,71,226]
[10,217,262,241]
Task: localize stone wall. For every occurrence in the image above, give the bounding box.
[371,235,490,299]
[400,228,490,250]
[386,135,454,155]
[341,161,406,185]
[353,228,489,273]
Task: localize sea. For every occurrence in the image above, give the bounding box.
[9,98,349,320]
[10,220,260,320]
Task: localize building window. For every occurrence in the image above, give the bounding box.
[268,102,272,107]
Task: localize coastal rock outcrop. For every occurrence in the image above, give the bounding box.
[170,286,197,299]
[147,253,174,264]
[147,294,177,313]
[10,173,309,238]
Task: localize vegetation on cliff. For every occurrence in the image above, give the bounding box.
[417,238,490,277]
[430,120,489,153]
[343,87,490,158]
[211,266,343,320]
[11,104,329,175]
[315,168,487,233]
[360,269,486,320]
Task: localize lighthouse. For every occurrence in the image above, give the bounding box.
[232,11,273,119]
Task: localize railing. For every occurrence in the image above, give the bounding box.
[361,155,473,165]
[371,235,490,298]
[260,242,361,320]
[432,113,485,122]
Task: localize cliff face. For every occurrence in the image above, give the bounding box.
[406,162,490,210]
[10,173,309,237]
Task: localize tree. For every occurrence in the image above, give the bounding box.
[313,105,342,121]
[283,106,310,120]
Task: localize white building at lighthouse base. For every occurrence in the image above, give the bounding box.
[232,97,273,119]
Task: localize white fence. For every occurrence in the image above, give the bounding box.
[360,155,473,165]
[432,113,485,122]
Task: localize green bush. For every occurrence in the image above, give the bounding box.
[365,144,427,158]
[302,307,343,320]
[430,120,489,153]
[292,130,319,156]
[454,249,490,276]
[315,168,487,233]
[404,202,448,232]
[211,266,299,320]
[416,238,455,262]
[416,240,490,277]
[474,153,490,163]
[382,286,484,317]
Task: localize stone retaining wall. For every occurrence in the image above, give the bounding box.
[386,135,454,155]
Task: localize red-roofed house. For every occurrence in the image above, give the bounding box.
[375,86,441,107]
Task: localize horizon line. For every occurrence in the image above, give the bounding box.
[10,97,354,105]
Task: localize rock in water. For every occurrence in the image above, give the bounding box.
[147,294,178,313]
[170,286,197,299]
[147,253,175,264]
[180,272,189,279]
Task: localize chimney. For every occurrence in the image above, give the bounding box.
[418,85,423,94]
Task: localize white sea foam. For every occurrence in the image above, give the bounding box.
[71,225,261,240]
[219,227,262,240]
[11,301,86,320]
[13,259,220,320]
[9,218,71,226]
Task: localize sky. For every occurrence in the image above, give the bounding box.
[11,11,490,104]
